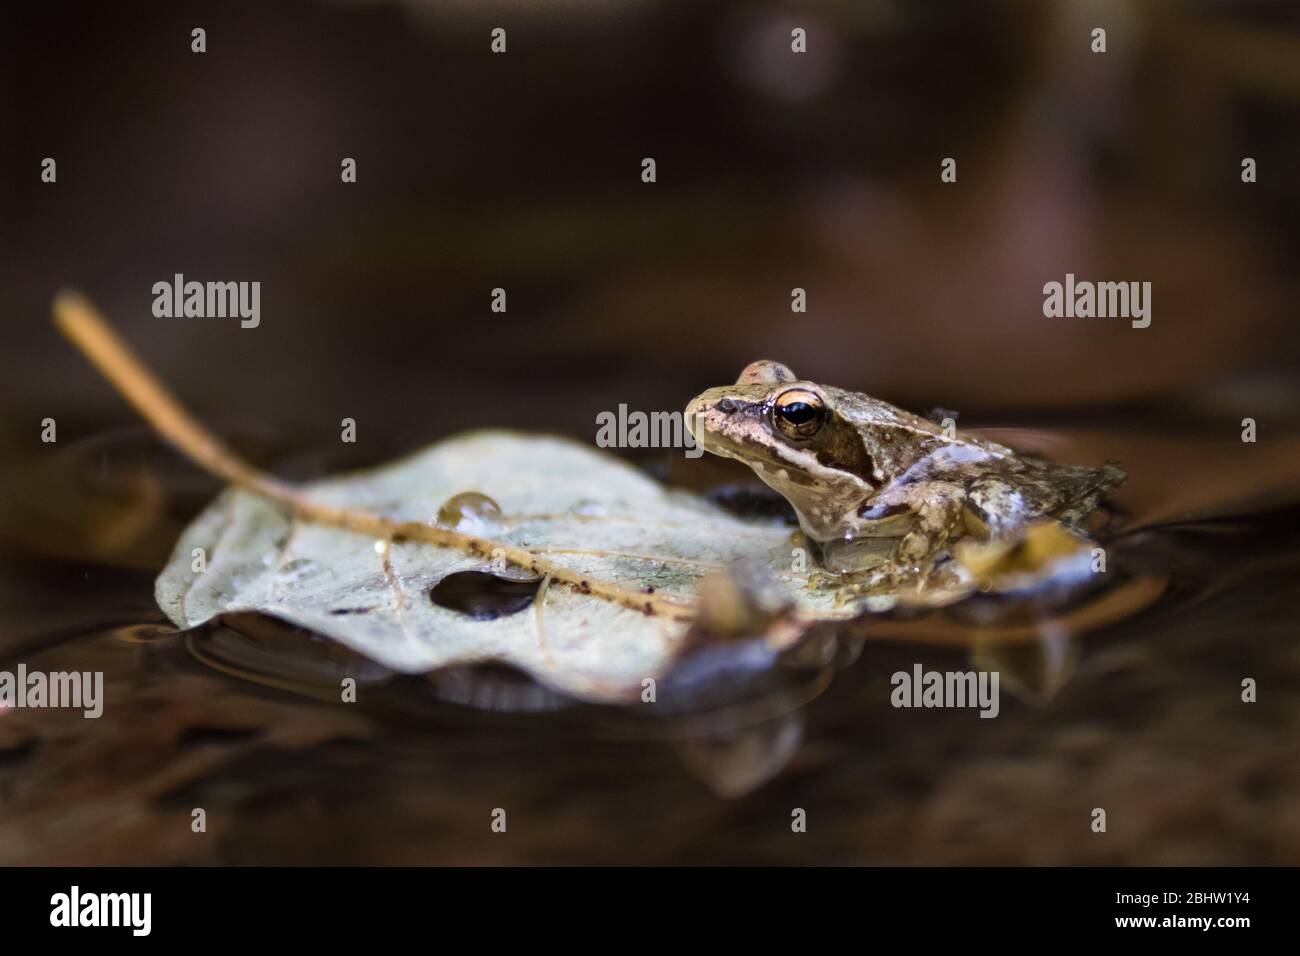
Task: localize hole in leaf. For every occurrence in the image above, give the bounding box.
[429,571,541,621]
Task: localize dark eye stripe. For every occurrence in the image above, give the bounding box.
[814,417,881,488]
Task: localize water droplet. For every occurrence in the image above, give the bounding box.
[437,491,503,533]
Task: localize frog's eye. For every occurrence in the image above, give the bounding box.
[771,388,825,440]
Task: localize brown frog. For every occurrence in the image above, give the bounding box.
[686,361,1124,577]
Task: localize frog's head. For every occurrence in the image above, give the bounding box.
[686,361,882,541]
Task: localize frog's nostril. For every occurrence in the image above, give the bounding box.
[717,399,738,414]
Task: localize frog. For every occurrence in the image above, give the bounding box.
[685,360,1124,580]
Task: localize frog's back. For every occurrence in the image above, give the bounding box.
[829,383,1123,520]
[966,453,1125,522]
[828,385,1017,458]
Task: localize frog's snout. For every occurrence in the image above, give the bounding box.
[684,392,712,444]
[686,387,740,448]
[686,384,775,460]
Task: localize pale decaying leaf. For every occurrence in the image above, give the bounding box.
[157,431,847,702]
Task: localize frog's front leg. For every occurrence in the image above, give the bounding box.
[893,481,966,573]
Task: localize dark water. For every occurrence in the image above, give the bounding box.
[2,415,1298,865]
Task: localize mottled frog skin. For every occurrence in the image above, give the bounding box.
[686,361,1124,575]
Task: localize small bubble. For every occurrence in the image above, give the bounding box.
[437,491,503,533]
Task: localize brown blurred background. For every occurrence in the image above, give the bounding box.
[3,0,1298,450]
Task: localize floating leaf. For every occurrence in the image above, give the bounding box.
[156,430,809,701]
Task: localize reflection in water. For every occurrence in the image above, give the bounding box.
[110,623,180,645]
[426,664,575,714]
[185,613,395,700]
[972,626,1077,706]
[676,711,806,799]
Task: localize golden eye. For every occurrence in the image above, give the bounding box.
[770,389,825,439]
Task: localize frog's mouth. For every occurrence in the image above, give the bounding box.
[685,388,795,473]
